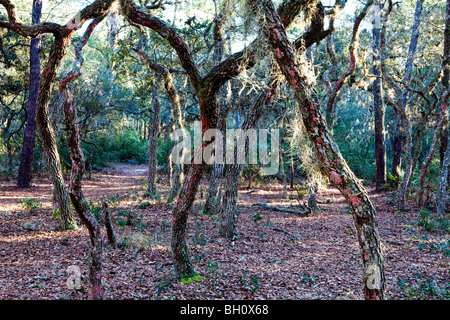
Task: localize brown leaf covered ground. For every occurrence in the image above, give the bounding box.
[0,163,449,300]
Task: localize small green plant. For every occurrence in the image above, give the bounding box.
[105,194,120,206]
[60,236,69,246]
[181,274,205,284]
[154,278,173,298]
[397,271,450,299]
[19,198,42,214]
[253,211,262,222]
[207,261,219,274]
[144,191,161,200]
[138,201,151,209]
[52,208,60,220]
[193,252,205,262]
[116,209,142,227]
[88,200,103,221]
[418,210,450,233]
[239,270,259,294]
[294,185,308,200]
[299,272,315,286]
[429,240,450,257]
[250,275,259,293]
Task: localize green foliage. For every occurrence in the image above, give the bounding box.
[157,137,173,173]
[239,270,259,293]
[105,194,121,207]
[88,200,103,222]
[417,210,450,233]
[91,129,148,166]
[116,209,142,227]
[397,271,450,300]
[181,274,205,284]
[252,211,262,222]
[19,198,42,214]
[299,272,315,286]
[58,129,149,169]
[154,278,173,298]
[428,240,450,257]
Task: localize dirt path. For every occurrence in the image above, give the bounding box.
[0,164,449,300]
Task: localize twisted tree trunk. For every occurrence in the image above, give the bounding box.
[147,81,160,196]
[372,0,386,190]
[253,0,385,300]
[437,0,450,216]
[17,0,42,188]
[36,34,77,231]
[59,15,110,299]
[204,8,231,215]
[395,0,424,202]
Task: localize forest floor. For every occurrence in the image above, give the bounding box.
[0,163,449,300]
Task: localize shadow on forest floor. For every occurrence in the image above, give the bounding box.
[0,163,449,300]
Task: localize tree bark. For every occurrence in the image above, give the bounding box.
[438,135,450,216]
[119,0,327,279]
[36,34,77,231]
[1,0,115,232]
[372,0,386,190]
[204,8,231,215]
[437,0,450,216]
[393,0,424,197]
[59,15,110,299]
[134,47,185,203]
[147,82,160,196]
[219,76,277,239]
[253,0,386,300]
[17,0,42,188]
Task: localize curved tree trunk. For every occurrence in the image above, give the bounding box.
[437,0,450,216]
[147,82,160,196]
[119,0,328,279]
[219,80,277,238]
[35,34,77,231]
[17,0,42,188]
[59,15,110,299]
[203,9,231,215]
[253,0,385,300]
[134,46,185,203]
[372,0,386,191]
[396,0,424,206]
[62,86,103,299]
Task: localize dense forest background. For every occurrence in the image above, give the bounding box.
[0,0,449,300]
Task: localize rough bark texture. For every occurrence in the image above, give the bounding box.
[1,0,116,230]
[308,179,318,210]
[204,9,230,215]
[36,34,77,231]
[17,0,42,188]
[438,136,450,216]
[147,82,160,196]
[119,0,326,278]
[437,0,450,216]
[326,0,373,112]
[372,0,386,190]
[392,0,424,192]
[134,48,185,203]
[63,87,103,299]
[219,77,277,239]
[253,0,386,300]
[218,2,333,239]
[59,15,110,299]
[280,146,288,199]
[102,201,117,247]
